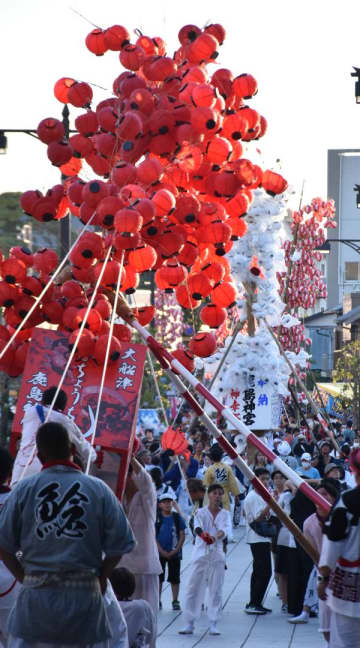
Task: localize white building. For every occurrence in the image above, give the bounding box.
[327,149,360,308]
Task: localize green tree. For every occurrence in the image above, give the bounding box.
[0,192,67,255]
[333,340,360,426]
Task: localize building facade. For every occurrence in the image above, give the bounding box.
[327,149,360,308]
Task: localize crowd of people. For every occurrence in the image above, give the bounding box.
[0,388,359,647]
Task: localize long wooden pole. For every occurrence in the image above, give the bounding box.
[156,354,320,564]
[109,293,331,515]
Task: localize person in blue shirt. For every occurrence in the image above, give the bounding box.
[163,452,199,491]
[156,492,186,611]
[343,420,355,445]
[295,452,320,479]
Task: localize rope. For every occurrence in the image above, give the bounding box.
[85,251,125,474]
[17,246,113,482]
[146,350,169,427]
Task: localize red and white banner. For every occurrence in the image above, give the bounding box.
[12,328,146,451]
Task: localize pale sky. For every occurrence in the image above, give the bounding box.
[1,0,360,204]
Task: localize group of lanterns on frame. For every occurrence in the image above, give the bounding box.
[0,20,289,377]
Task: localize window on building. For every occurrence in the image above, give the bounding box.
[345,262,360,281]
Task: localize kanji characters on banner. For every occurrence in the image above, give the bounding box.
[227,374,281,430]
[11,329,146,497]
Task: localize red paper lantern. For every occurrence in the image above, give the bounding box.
[104,25,130,50]
[10,246,33,267]
[114,208,143,234]
[211,281,237,308]
[67,82,93,108]
[1,258,27,284]
[54,77,76,103]
[172,348,195,373]
[135,305,156,326]
[200,303,227,328]
[69,329,96,358]
[47,141,73,167]
[0,282,19,307]
[232,74,258,99]
[187,273,212,300]
[119,45,146,71]
[33,248,59,275]
[160,260,187,287]
[21,276,43,297]
[175,284,200,309]
[262,170,288,196]
[37,118,65,144]
[189,331,217,357]
[85,29,108,56]
[113,323,132,341]
[75,111,98,136]
[128,245,157,272]
[94,334,122,363]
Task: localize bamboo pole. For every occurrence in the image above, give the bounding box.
[209,321,244,390]
[158,357,319,564]
[85,251,125,474]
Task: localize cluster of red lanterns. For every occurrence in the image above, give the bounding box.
[16,21,289,372]
[0,244,143,376]
[277,198,336,354]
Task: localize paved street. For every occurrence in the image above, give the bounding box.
[157,527,326,647]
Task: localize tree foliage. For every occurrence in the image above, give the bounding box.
[333,340,360,426]
[0,192,60,254]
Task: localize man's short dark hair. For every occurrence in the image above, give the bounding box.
[272,470,285,480]
[347,420,353,428]
[42,387,67,412]
[208,444,223,463]
[321,478,340,501]
[36,422,72,460]
[0,447,13,484]
[110,567,136,600]
[187,478,206,493]
[254,467,270,478]
[208,483,224,495]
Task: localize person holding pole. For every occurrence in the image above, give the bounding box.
[244,467,274,615]
[179,484,231,636]
[11,386,96,486]
[318,449,360,648]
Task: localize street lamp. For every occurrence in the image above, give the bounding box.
[0,106,77,258]
[0,132,7,154]
[354,184,360,209]
[351,67,360,104]
[317,239,360,255]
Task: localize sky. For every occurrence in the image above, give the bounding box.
[1,0,360,204]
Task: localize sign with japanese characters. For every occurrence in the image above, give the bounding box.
[227,374,282,430]
[12,328,147,450]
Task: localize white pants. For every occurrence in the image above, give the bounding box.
[183,554,225,625]
[303,566,318,609]
[330,611,360,648]
[133,575,159,648]
[319,599,331,634]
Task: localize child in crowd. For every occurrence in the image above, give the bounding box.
[179,484,231,636]
[156,492,186,611]
[110,567,155,648]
